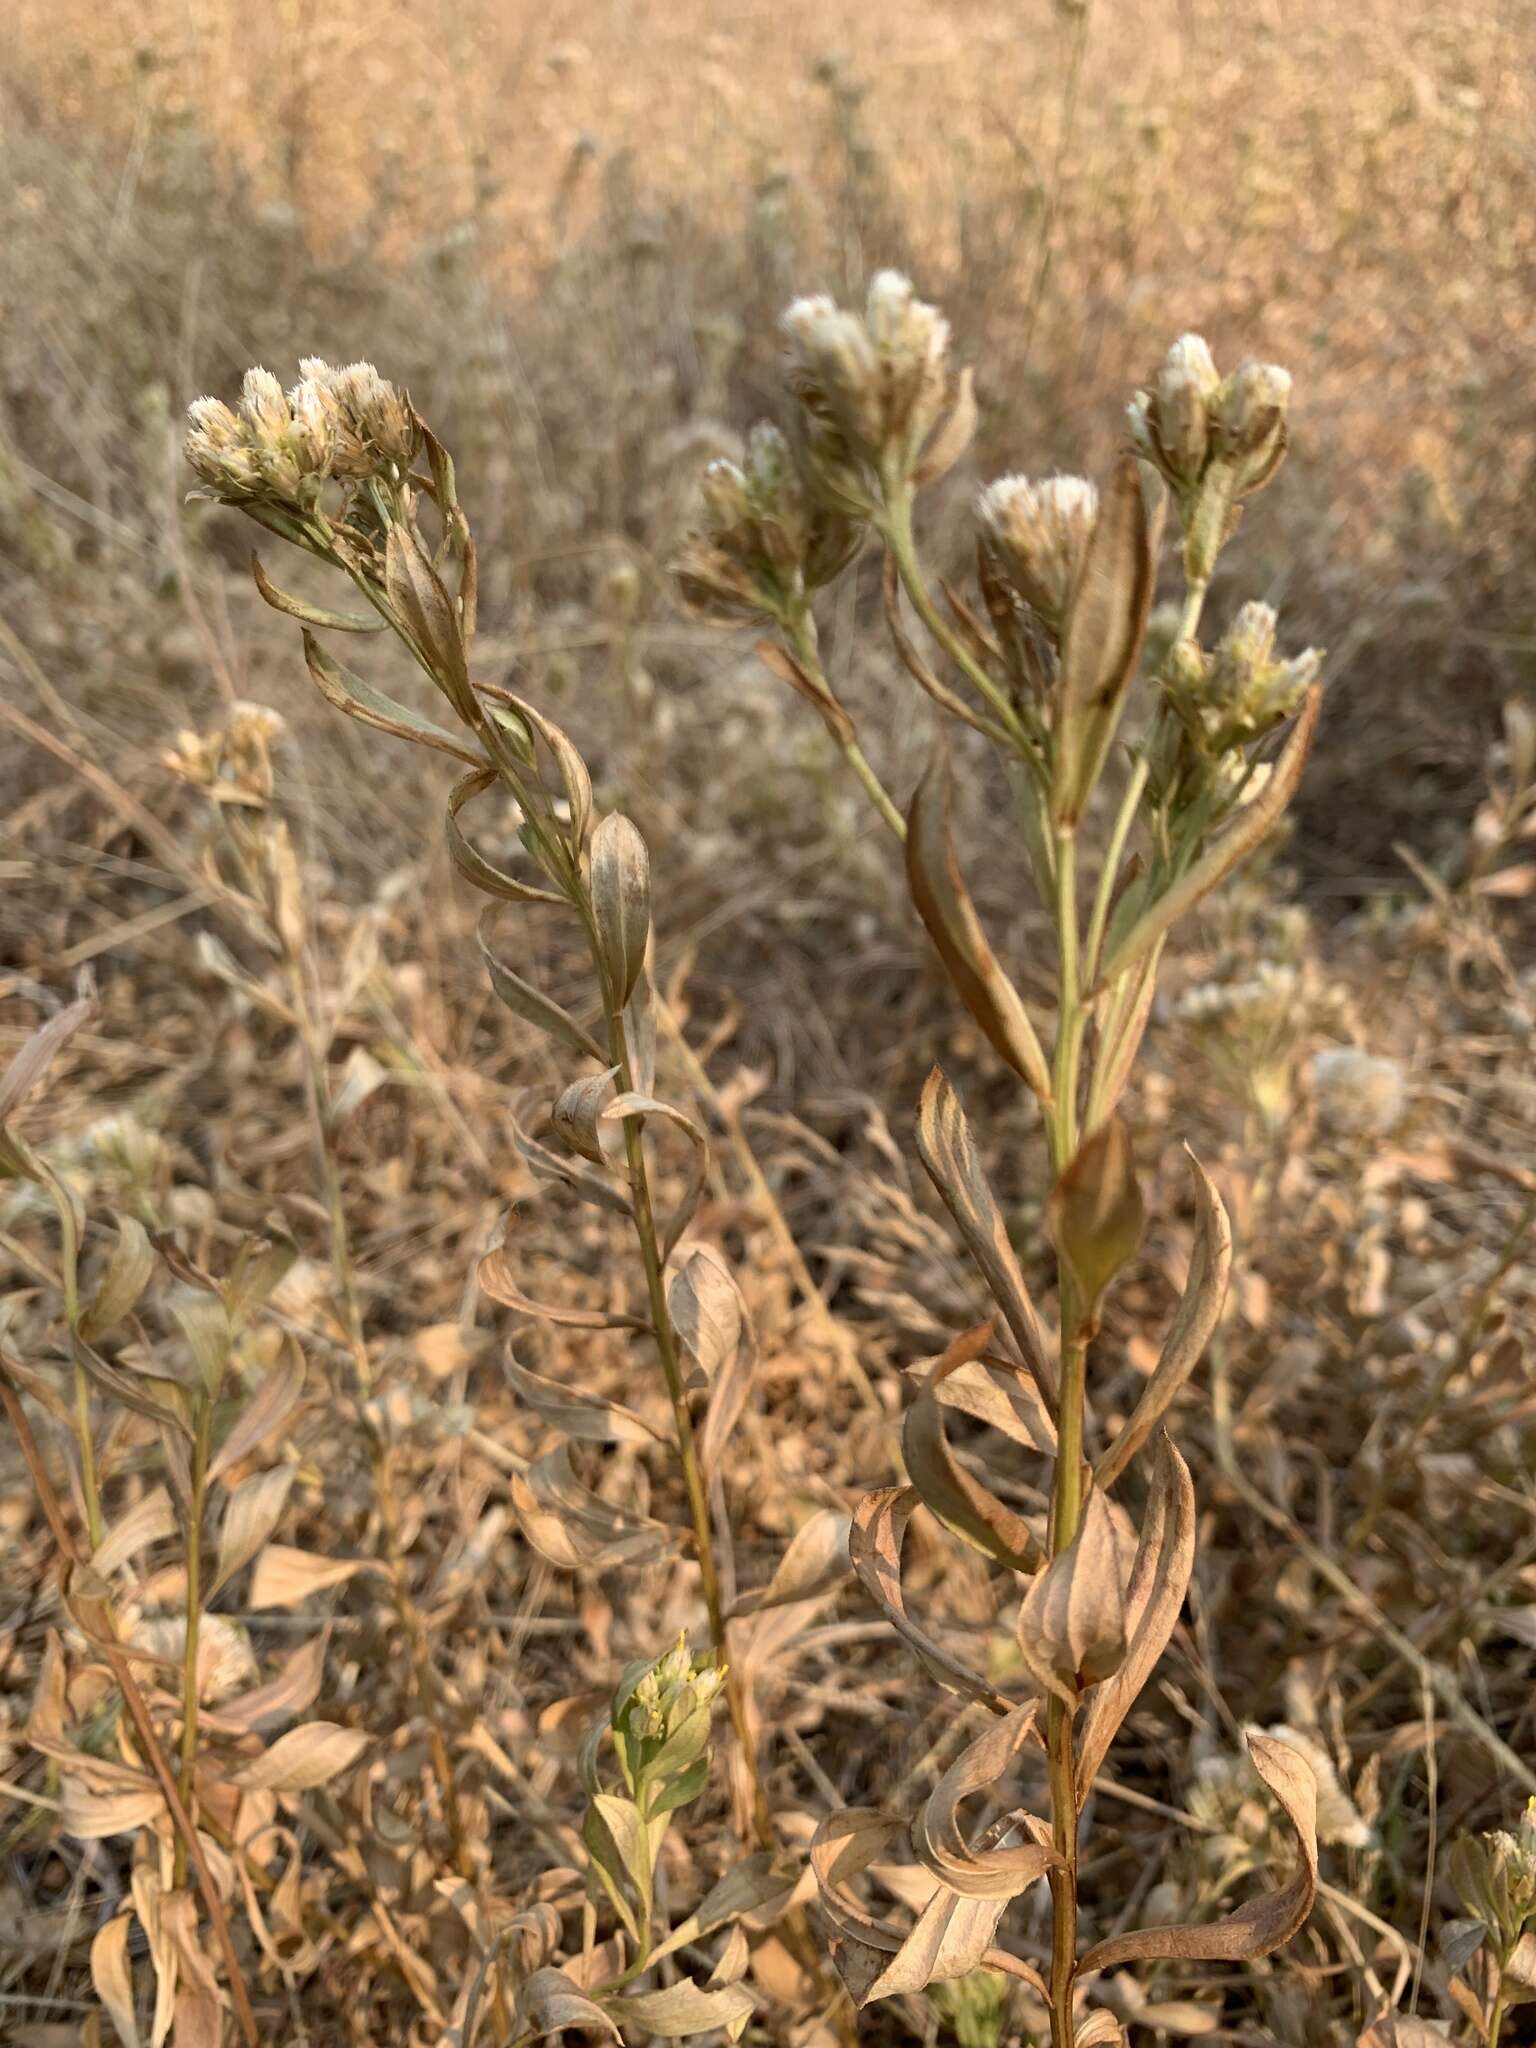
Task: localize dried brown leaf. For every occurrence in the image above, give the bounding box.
[850,1487,1013,1713]
[904,1322,1047,1572]
[590,814,652,1007]
[905,759,1053,1103]
[1096,1156,1231,1490]
[1053,454,1156,828]
[913,1701,1057,1899]
[230,1721,370,1792]
[1079,1731,1318,1971]
[1076,1434,1195,1796]
[915,1068,1055,1397]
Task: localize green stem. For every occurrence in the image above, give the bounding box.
[40,1164,102,1550]
[590,934,773,1846]
[785,611,907,840]
[879,481,1032,752]
[173,1397,212,1888]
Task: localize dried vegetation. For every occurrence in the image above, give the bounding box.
[2,5,1536,2048]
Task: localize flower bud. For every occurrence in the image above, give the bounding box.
[1212,361,1291,495]
[239,368,290,443]
[977,474,1098,632]
[674,424,858,620]
[1128,334,1219,492]
[782,271,958,490]
[185,397,263,498]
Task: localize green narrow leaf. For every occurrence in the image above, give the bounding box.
[252,553,387,631]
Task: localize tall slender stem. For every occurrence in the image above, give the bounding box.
[879,483,1033,752]
[41,1164,102,1550]
[173,1396,212,1888]
[785,611,907,840]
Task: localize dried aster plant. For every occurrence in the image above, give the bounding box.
[184,358,834,2036]
[677,285,1327,2042]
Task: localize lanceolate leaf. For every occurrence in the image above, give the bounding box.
[384,521,475,721]
[905,760,1054,1104]
[1053,454,1157,829]
[1079,1732,1318,1972]
[903,1322,1047,1573]
[913,1702,1057,1900]
[301,630,481,765]
[1099,683,1323,988]
[0,976,98,1126]
[1096,1154,1231,1490]
[503,1351,662,1446]
[606,1982,756,2038]
[478,1229,650,1332]
[850,1487,1014,1714]
[915,1068,1055,1397]
[477,912,606,1062]
[517,1968,618,2043]
[446,768,564,905]
[252,553,387,631]
[590,814,652,1007]
[729,1508,851,1618]
[1076,1434,1196,1797]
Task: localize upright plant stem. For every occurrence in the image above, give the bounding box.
[1045,820,1089,2045]
[785,612,907,840]
[594,953,772,1844]
[174,1397,212,1889]
[41,1166,102,1550]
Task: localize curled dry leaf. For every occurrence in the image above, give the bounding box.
[924,1350,1055,1459]
[667,1241,743,1385]
[590,813,652,1007]
[602,1091,709,1256]
[446,766,564,906]
[209,1631,328,1736]
[905,759,1054,1104]
[231,1720,370,1792]
[1018,1489,1128,1703]
[1052,453,1156,830]
[912,1701,1057,1900]
[812,1804,1028,2007]
[503,1351,661,1445]
[92,1484,176,1577]
[384,521,474,721]
[478,1218,650,1332]
[517,1966,619,2042]
[508,1092,634,1219]
[477,912,606,1064]
[903,1321,1047,1573]
[510,1442,677,1570]
[1076,1434,1196,1797]
[850,1487,1013,1714]
[252,551,386,633]
[553,1069,625,1168]
[729,1508,851,1619]
[1096,1156,1231,1490]
[80,1215,156,1344]
[1079,1731,1318,1972]
[915,1068,1055,1397]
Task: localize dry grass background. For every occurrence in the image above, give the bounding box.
[2,1,1536,2044]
